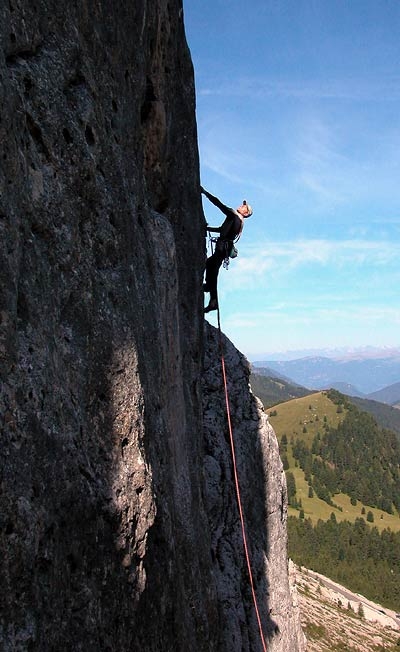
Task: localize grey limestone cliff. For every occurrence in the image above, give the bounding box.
[203,323,305,651]
[0,1,305,650]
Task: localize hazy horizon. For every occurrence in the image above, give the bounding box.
[248,344,400,362]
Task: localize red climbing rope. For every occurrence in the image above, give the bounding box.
[216,308,268,652]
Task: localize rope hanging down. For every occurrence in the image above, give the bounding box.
[216,307,268,652]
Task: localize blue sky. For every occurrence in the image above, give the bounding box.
[183,0,400,359]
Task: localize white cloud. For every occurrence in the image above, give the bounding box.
[198,76,400,103]
[218,237,400,297]
[197,77,400,211]
[239,238,400,271]
[226,304,400,333]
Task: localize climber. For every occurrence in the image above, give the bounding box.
[201,186,253,313]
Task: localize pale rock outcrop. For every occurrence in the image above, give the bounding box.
[0,1,305,650]
[203,323,306,651]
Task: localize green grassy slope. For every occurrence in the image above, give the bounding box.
[269,391,400,533]
[270,389,400,611]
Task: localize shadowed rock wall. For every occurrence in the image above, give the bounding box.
[1,1,214,649]
[202,324,305,651]
[0,1,305,650]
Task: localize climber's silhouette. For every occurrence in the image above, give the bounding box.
[201,186,253,313]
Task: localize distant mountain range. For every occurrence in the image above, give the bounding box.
[252,353,400,397]
[250,346,400,362]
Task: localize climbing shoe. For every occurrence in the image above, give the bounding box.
[204,299,218,313]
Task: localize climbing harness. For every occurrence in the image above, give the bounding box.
[208,210,243,268]
[215,306,268,652]
[208,234,237,270]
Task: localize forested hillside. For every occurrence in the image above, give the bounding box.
[305,390,400,513]
[276,390,400,515]
[347,395,400,438]
[270,389,400,612]
[289,516,400,611]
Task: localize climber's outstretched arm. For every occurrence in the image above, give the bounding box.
[201,186,231,217]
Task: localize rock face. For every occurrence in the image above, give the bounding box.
[202,324,305,651]
[0,1,305,650]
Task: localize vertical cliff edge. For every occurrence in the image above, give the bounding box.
[0,1,305,650]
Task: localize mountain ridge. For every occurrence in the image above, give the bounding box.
[253,355,400,396]
[368,381,400,406]
[250,346,400,362]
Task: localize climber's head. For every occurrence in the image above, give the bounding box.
[237,200,253,218]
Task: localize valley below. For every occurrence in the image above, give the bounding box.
[294,564,400,651]
[255,379,400,649]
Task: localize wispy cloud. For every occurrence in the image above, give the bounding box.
[226,304,400,330]
[217,237,400,298]
[197,78,400,210]
[198,113,280,192]
[238,238,400,272]
[292,116,352,203]
[222,302,400,355]
[198,76,400,103]
[200,144,261,187]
